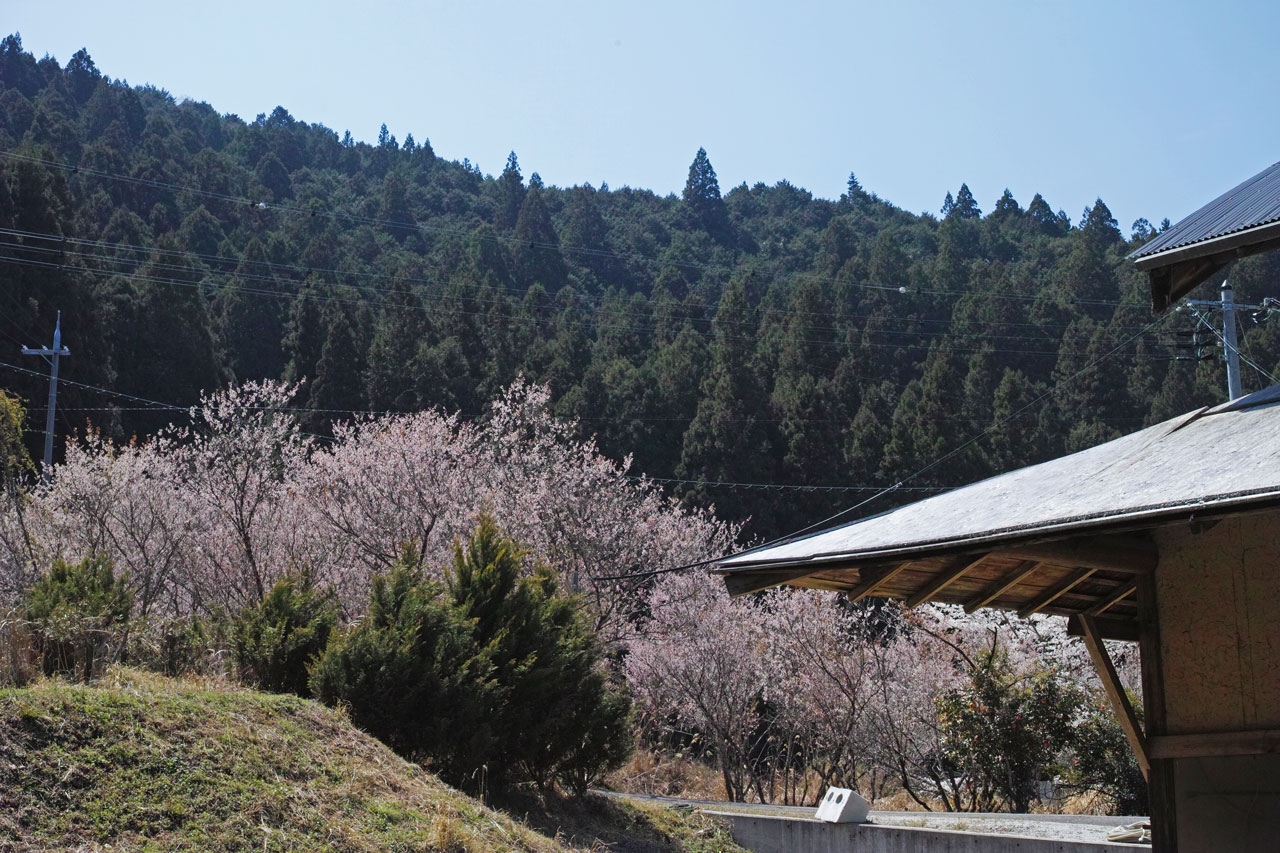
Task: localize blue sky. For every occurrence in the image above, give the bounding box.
[8,0,1279,231]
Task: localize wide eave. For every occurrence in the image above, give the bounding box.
[716,385,1280,640]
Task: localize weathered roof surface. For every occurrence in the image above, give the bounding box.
[719,383,1280,573]
[1131,161,1280,262]
[1130,161,1280,312]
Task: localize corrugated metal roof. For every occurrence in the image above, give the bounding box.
[718,384,1280,572]
[1130,161,1280,261]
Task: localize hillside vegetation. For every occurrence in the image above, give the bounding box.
[4,35,1278,537]
[0,668,744,852]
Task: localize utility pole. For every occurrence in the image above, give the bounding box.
[1220,281,1242,401]
[21,312,70,472]
[1180,280,1274,402]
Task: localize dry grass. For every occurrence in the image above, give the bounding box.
[604,750,728,801]
[0,616,36,687]
[0,668,738,852]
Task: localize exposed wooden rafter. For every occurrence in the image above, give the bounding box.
[723,566,824,597]
[1148,729,1280,760]
[1087,581,1137,617]
[905,555,987,608]
[845,562,910,603]
[1018,566,1097,617]
[964,560,1042,613]
[1066,614,1140,642]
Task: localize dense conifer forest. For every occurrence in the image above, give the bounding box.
[2,34,1278,538]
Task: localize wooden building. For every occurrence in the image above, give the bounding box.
[718,161,1280,851]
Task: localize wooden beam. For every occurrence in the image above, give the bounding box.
[1018,566,1097,618]
[964,560,1041,613]
[1079,614,1150,780]
[723,567,823,597]
[1087,581,1136,617]
[845,562,910,603]
[1149,729,1280,761]
[1067,614,1140,642]
[905,555,986,608]
[1002,535,1157,575]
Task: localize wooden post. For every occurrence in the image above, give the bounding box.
[1137,573,1177,852]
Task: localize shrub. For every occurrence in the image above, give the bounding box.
[936,647,1081,812]
[309,547,490,776]
[1062,693,1149,815]
[23,553,132,682]
[445,515,632,793]
[232,573,338,697]
[311,520,632,796]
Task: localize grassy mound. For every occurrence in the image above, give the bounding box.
[0,669,742,852]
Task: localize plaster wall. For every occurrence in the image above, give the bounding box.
[1151,510,1280,852]
[1153,511,1280,732]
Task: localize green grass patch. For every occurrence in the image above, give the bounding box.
[0,668,740,852]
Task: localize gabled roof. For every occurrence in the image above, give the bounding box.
[1131,161,1280,312]
[716,384,1280,636]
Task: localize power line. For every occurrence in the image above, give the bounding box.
[590,308,1176,582]
[1188,305,1278,389]
[0,359,956,494]
[0,228,1164,348]
[1,148,1142,311]
[0,359,182,411]
[629,475,951,493]
[0,253,1177,363]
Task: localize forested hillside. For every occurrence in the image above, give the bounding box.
[2,34,1278,538]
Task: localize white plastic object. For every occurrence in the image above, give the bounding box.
[814,786,869,823]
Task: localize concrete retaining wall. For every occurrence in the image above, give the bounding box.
[703,812,1125,853]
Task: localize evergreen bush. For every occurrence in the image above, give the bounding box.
[22,553,132,682]
[936,647,1080,812]
[445,515,632,793]
[311,521,632,795]
[309,547,490,777]
[232,574,337,696]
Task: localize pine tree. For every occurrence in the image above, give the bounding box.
[215,238,285,383]
[445,516,630,792]
[844,171,864,204]
[255,152,293,201]
[512,176,566,288]
[365,273,428,411]
[1080,198,1121,245]
[309,549,489,775]
[951,183,981,219]
[64,48,101,104]
[563,183,615,285]
[940,191,955,218]
[306,302,367,432]
[1026,193,1065,236]
[992,188,1022,219]
[379,171,414,238]
[680,277,774,525]
[682,147,730,238]
[494,151,526,231]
